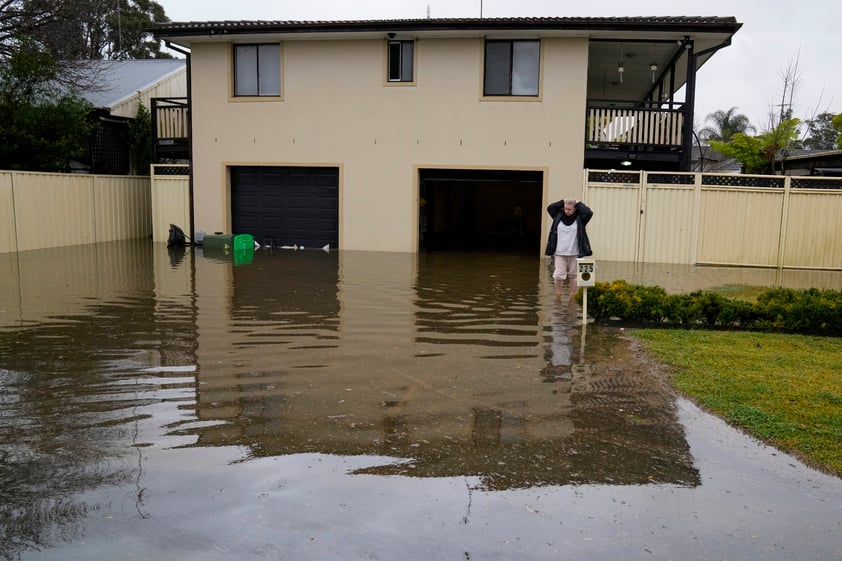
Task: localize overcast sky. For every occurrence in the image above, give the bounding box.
[155,0,840,131]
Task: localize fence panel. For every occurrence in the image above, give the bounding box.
[640,182,696,264]
[696,188,785,267]
[0,173,15,253]
[13,172,96,251]
[151,165,191,243]
[584,172,641,261]
[94,176,153,242]
[783,190,842,269]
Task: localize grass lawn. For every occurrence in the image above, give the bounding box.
[632,329,842,478]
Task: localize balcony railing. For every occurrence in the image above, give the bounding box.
[151,97,189,161]
[586,104,685,149]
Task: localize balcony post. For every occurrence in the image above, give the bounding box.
[680,39,696,171]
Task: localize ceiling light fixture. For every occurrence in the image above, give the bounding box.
[617,43,624,84]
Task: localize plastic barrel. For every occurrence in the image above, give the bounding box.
[202,234,233,250]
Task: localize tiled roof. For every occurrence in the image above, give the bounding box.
[783,149,842,161]
[152,16,741,36]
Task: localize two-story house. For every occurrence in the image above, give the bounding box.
[152,16,741,253]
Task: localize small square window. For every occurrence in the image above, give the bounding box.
[484,40,539,97]
[234,44,281,97]
[387,40,414,82]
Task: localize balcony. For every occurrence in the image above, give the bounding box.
[151,97,189,162]
[584,102,687,170]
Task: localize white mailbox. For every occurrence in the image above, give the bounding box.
[577,258,596,287]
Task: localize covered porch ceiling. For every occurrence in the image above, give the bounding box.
[586,38,721,106]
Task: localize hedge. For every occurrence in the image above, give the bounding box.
[581,280,841,335]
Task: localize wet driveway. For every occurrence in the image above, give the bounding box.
[1,241,841,560]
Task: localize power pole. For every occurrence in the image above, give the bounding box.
[117,0,123,56]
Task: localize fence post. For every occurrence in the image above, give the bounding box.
[776,175,792,269]
[581,168,589,201]
[690,171,703,266]
[636,171,647,263]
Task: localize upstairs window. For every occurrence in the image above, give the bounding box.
[387,40,414,83]
[234,44,281,97]
[483,40,540,97]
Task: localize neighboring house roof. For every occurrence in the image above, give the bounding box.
[75,59,186,111]
[781,148,842,162]
[780,149,842,176]
[691,148,842,176]
[691,145,741,173]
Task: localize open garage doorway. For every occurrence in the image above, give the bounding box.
[418,168,544,253]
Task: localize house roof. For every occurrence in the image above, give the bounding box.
[691,145,742,173]
[782,149,842,162]
[152,16,741,39]
[73,59,186,110]
[779,149,842,176]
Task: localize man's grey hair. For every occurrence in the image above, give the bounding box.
[564,198,577,206]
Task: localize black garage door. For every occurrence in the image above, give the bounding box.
[231,166,339,249]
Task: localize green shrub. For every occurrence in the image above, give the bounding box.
[754,287,842,333]
[583,281,840,336]
[586,280,669,323]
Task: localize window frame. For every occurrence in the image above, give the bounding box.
[233,43,282,98]
[482,39,541,98]
[386,39,415,84]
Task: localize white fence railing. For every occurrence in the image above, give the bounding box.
[586,107,684,146]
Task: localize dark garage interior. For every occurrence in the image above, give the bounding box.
[418,168,544,253]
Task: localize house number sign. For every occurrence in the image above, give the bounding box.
[577,258,596,287]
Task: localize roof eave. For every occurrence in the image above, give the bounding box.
[151,16,742,42]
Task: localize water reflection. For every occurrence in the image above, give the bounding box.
[2,241,839,557]
[0,242,201,556]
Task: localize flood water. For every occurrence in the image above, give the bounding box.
[1,241,841,561]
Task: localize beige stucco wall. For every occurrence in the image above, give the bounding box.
[188,36,589,253]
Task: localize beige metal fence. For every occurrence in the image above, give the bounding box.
[3,167,841,270]
[0,171,151,254]
[150,165,191,243]
[584,171,842,270]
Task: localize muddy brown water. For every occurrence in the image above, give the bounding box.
[1,241,840,560]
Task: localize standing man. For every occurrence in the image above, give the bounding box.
[544,198,593,302]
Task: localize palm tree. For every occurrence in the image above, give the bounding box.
[699,107,756,143]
